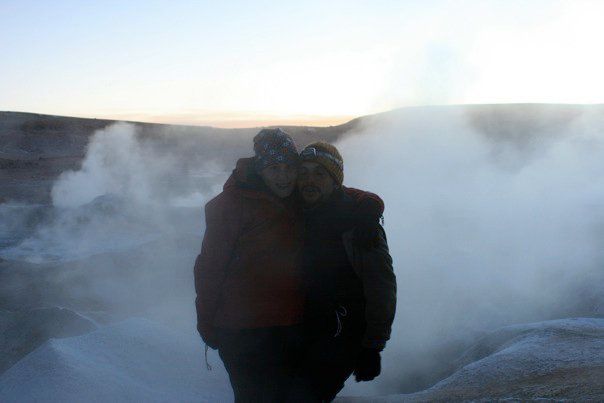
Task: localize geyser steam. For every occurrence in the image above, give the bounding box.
[338,105,604,395]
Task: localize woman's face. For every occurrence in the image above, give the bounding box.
[259,163,298,198]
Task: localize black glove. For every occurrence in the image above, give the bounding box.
[353,216,382,250]
[354,347,381,382]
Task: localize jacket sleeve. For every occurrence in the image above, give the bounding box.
[348,226,396,350]
[194,192,242,340]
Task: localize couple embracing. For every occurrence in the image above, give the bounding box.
[194,128,396,402]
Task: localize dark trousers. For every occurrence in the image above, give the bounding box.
[217,325,304,403]
[290,305,365,402]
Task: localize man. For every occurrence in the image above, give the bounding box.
[294,142,396,402]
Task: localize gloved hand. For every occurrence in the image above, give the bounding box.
[354,347,381,382]
[353,216,382,250]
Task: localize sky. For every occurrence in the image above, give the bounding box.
[1,0,603,128]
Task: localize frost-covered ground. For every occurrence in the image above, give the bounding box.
[339,318,604,402]
[0,319,232,402]
[0,318,602,402]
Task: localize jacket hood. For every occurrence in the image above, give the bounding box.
[223,157,257,191]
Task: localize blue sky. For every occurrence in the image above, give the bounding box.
[1,0,603,127]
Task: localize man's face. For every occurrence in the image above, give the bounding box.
[259,163,298,198]
[298,162,336,205]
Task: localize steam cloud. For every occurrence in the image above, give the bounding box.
[338,106,604,395]
[51,122,224,209]
[1,123,228,332]
[4,123,226,262]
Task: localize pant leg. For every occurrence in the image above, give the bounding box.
[294,307,365,402]
[302,335,360,402]
[217,326,304,403]
[218,346,261,403]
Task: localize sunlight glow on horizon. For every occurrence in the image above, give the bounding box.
[86,111,357,128]
[1,0,603,127]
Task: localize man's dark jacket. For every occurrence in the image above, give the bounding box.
[302,190,396,351]
[342,226,395,350]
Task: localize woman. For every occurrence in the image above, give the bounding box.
[194,128,383,402]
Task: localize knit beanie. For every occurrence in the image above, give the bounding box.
[300,142,344,185]
[253,128,299,171]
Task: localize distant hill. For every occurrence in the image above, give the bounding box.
[2,104,603,203]
[0,111,358,203]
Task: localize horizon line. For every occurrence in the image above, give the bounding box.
[3,102,603,130]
